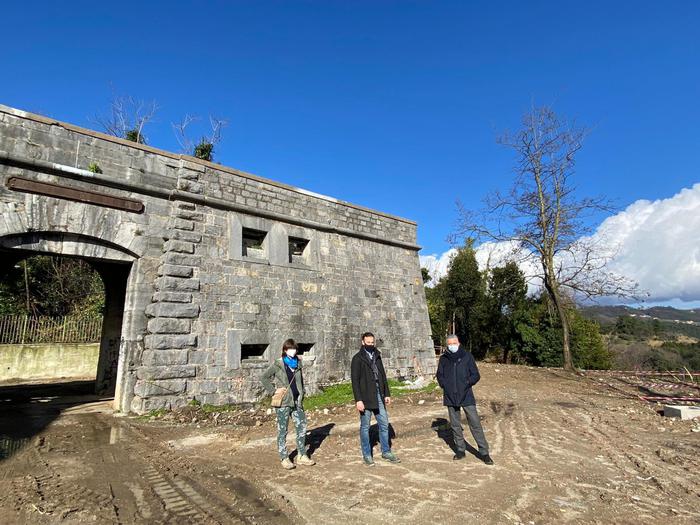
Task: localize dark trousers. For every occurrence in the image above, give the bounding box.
[447,405,489,455]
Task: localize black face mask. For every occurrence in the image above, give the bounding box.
[363,345,376,353]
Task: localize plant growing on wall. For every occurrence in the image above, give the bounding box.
[173,114,227,162]
[87,162,103,174]
[94,93,158,145]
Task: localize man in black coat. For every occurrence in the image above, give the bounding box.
[436,334,493,465]
[351,332,401,466]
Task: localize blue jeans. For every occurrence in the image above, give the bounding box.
[359,388,391,457]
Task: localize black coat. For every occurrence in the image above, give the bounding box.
[436,346,481,406]
[351,349,390,410]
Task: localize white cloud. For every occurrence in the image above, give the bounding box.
[420,183,700,304]
[420,248,457,283]
[595,183,700,303]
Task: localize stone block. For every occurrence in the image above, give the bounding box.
[179,170,200,180]
[175,209,204,221]
[158,264,193,278]
[172,218,195,231]
[163,240,195,254]
[165,230,202,243]
[179,159,206,173]
[188,353,212,367]
[164,253,201,267]
[134,379,187,397]
[155,276,200,292]
[144,334,197,350]
[198,380,219,394]
[198,393,226,406]
[147,317,192,334]
[145,302,199,319]
[136,365,197,380]
[141,349,189,366]
[151,291,192,303]
[177,179,203,194]
[664,405,700,420]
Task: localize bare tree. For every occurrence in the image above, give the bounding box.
[454,106,639,371]
[94,95,158,144]
[172,114,227,162]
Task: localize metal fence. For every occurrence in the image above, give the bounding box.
[0,315,103,344]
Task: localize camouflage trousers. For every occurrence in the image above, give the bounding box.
[276,405,308,460]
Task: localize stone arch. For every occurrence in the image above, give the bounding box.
[0,229,143,412]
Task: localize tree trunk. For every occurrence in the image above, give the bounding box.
[544,269,575,371]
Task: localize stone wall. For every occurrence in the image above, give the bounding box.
[0,343,99,382]
[0,104,435,414]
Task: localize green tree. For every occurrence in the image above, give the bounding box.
[455,106,638,371]
[487,261,528,363]
[425,279,448,346]
[443,242,488,357]
[517,298,611,369]
[0,255,104,317]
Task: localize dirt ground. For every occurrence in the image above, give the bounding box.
[1,364,699,524]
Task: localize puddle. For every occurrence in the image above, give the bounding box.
[0,435,31,459]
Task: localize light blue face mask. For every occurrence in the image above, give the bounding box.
[447,344,459,353]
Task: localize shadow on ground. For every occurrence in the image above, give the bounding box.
[0,380,111,461]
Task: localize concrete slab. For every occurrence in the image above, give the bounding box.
[663,405,700,420]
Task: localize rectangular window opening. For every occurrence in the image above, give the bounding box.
[288,237,309,263]
[241,343,268,362]
[242,228,267,258]
[296,343,315,355]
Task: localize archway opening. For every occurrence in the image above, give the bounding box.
[0,251,131,459]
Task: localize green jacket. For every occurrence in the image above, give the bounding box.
[259,358,305,408]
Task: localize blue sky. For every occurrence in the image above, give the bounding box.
[3,1,699,299]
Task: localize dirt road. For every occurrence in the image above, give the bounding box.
[1,365,699,524]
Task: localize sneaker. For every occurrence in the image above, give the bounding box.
[479,454,494,465]
[453,452,466,460]
[362,456,375,466]
[381,451,401,463]
[296,454,316,466]
[281,458,296,470]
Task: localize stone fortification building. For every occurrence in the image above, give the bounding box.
[0,104,435,413]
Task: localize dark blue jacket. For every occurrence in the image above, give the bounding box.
[436,346,481,407]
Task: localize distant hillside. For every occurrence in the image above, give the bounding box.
[581,305,700,326]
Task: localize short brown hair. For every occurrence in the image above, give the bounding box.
[361,332,375,341]
[282,338,297,356]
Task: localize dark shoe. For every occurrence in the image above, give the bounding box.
[381,451,401,463]
[479,454,494,465]
[363,456,375,467]
[453,452,466,460]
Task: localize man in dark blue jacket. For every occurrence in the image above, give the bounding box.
[436,334,493,465]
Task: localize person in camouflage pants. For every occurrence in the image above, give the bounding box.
[260,339,316,470]
[276,405,307,460]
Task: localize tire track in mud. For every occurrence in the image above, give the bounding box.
[17,442,123,523]
[535,403,700,522]
[142,465,208,522]
[127,424,294,525]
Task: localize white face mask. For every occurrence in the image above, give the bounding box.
[285,349,297,358]
[447,344,459,353]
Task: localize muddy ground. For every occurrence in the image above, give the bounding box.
[1,365,699,524]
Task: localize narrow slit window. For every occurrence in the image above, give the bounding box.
[288,237,309,263]
[241,343,268,362]
[296,343,315,355]
[242,228,267,258]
